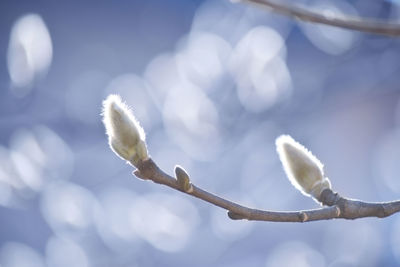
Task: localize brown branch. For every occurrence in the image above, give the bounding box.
[234,0,400,36]
[134,158,400,223]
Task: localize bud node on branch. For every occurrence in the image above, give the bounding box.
[227,211,246,220]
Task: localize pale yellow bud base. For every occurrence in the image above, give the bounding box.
[309,177,331,201]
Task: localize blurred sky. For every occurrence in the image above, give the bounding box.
[1,0,400,266]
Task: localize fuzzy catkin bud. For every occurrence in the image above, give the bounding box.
[276,135,331,201]
[102,94,148,166]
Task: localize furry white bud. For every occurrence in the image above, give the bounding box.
[276,135,331,200]
[102,94,148,166]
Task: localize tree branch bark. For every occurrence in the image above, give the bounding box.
[134,158,400,223]
[235,0,400,36]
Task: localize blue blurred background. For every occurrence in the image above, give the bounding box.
[1,0,400,266]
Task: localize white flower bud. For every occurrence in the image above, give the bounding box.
[276,135,331,200]
[102,94,148,166]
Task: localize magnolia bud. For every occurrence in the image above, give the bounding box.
[276,135,331,201]
[174,165,193,193]
[102,94,148,166]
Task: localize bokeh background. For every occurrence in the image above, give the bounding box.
[1,0,400,266]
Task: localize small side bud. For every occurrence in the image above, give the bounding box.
[174,165,193,193]
[276,135,331,201]
[227,211,245,220]
[102,94,148,167]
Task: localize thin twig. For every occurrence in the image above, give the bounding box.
[134,158,400,223]
[234,0,400,36]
